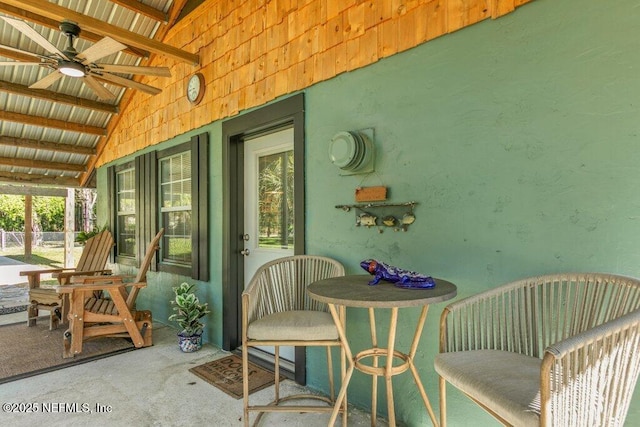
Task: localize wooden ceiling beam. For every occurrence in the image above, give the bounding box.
[0,156,86,172]
[0,80,118,114]
[0,171,80,187]
[110,0,168,23]
[0,184,68,197]
[0,3,148,58]
[167,0,192,28]
[1,0,199,65]
[0,136,96,156]
[0,111,106,136]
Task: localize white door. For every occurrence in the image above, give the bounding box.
[242,127,295,362]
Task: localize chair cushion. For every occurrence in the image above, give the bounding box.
[434,350,542,427]
[247,310,338,341]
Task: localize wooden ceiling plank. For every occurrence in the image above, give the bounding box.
[0,80,118,114]
[0,2,148,58]
[1,0,199,65]
[110,0,168,23]
[0,110,107,136]
[0,171,80,187]
[0,135,96,156]
[0,156,86,172]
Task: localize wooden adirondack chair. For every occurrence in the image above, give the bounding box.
[57,229,164,358]
[22,230,114,330]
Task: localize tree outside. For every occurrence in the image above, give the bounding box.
[0,190,97,233]
[0,190,97,267]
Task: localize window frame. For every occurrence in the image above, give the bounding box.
[158,150,193,265]
[115,163,137,261]
[108,132,209,280]
[109,160,137,266]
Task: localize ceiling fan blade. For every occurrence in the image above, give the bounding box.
[0,43,42,59]
[96,64,171,77]
[76,37,127,65]
[83,75,117,100]
[1,16,66,58]
[0,61,42,66]
[29,71,63,89]
[94,72,162,96]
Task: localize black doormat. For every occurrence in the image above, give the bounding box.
[189,354,277,399]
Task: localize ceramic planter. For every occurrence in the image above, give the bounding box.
[177,331,203,352]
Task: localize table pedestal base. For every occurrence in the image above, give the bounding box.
[328,305,439,427]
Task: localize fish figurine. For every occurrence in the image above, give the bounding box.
[358,213,377,227]
[401,213,416,231]
[360,259,436,289]
[402,213,416,225]
[382,215,396,227]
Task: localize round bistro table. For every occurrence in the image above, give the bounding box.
[307,274,457,427]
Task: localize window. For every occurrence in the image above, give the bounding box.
[108,132,209,280]
[116,166,136,259]
[159,151,192,265]
[155,134,209,280]
[109,161,138,266]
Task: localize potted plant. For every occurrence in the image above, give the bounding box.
[75,224,108,245]
[168,282,211,352]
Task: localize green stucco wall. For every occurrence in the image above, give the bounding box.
[96,0,640,424]
[304,0,640,424]
[95,123,225,346]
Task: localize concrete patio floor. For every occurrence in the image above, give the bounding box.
[0,312,388,427]
[0,256,389,426]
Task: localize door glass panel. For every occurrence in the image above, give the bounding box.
[258,150,294,249]
[243,127,295,363]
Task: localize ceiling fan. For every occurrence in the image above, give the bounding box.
[0,16,171,100]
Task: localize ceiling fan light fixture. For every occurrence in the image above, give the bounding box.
[58,61,85,77]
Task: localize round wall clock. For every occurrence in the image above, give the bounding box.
[186,73,205,105]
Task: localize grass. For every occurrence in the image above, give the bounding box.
[1,245,84,269]
[259,236,294,248]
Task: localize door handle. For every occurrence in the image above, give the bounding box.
[240,248,250,256]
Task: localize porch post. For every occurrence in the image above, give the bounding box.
[64,188,75,268]
[24,195,32,259]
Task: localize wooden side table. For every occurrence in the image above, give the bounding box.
[308,274,457,427]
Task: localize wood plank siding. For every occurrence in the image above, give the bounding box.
[96,0,532,168]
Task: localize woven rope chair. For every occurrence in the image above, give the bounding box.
[242,255,347,426]
[435,273,640,427]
